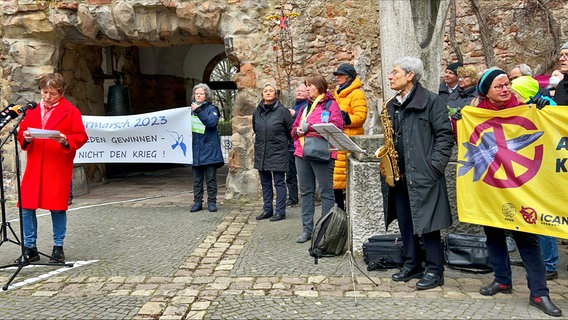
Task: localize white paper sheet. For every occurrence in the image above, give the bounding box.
[28,127,61,139]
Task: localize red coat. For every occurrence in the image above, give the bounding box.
[17,97,88,210]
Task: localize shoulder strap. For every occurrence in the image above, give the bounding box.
[324,100,332,111]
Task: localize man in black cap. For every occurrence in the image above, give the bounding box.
[438,61,463,105]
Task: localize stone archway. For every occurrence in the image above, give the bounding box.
[0,2,256,197]
[1,1,387,203]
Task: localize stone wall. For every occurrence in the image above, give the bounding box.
[0,0,567,203]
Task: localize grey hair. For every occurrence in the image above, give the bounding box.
[394,56,423,83]
[192,83,213,102]
[513,63,533,76]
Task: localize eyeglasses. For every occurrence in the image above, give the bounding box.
[559,53,568,60]
[492,83,510,91]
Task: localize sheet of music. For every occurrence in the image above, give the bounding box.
[311,123,364,152]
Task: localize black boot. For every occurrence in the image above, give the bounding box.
[14,246,39,263]
[49,246,65,263]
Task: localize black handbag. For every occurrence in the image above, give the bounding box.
[303,136,331,162]
[443,233,492,273]
[362,234,404,271]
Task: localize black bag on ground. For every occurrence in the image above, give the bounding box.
[362,234,404,271]
[443,233,493,273]
[309,205,348,264]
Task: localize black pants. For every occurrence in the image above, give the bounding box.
[192,165,218,204]
[484,226,548,297]
[334,189,345,211]
[393,182,444,275]
[285,150,298,203]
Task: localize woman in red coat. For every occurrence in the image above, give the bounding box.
[15,73,88,264]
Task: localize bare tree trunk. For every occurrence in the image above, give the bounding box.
[471,0,494,67]
[448,0,463,63]
[536,0,560,72]
[379,0,450,95]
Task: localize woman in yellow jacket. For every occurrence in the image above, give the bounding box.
[332,63,368,210]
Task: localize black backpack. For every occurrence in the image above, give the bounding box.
[309,204,348,264]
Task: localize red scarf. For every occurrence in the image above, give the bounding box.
[477,95,521,110]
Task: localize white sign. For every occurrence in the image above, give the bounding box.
[75,107,193,164]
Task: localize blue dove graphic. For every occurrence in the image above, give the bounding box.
[167,130,187,156]
[458,131,543,181]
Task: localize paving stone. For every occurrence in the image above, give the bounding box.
[0,168,566,320]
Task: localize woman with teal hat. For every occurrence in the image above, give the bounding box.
[458,67,563,317]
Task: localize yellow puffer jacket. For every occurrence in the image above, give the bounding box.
[333,77,368,190]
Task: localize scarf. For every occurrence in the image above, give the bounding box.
[477,94,521,110]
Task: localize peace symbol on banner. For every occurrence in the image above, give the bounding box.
[458,115,544,188]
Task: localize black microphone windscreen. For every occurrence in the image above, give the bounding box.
[26,101,38,110]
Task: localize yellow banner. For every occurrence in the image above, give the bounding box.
[456,105,568,238]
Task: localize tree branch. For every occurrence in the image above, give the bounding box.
[471,0,494,67]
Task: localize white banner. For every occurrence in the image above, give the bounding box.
[75,107,193,164]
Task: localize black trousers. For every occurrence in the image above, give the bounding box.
[484,226,548,297]
[392,182,444,275]
[285,150,298,203]
[192,165,218,204]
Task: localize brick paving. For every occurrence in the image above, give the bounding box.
[0,166,566,319]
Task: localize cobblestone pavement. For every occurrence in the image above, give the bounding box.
[0,166,567,319]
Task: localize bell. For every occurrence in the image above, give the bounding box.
[107,79,131,116]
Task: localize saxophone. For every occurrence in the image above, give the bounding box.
[374,94,400,187]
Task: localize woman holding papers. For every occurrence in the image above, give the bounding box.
[291,75,343,243]
[16,72,88,264]
[189,83,224,213]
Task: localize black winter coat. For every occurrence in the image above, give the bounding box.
[253,99,292,172]
[446,86,477,110]
[382,83,455,235]
[554,76,568,105]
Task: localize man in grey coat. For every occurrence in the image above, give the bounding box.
[381,56,454,290]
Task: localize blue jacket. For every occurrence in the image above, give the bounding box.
[192,102,224,167]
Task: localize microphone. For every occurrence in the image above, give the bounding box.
[0,104,16,119]
[0,101,38,129]
[14,101,38,114]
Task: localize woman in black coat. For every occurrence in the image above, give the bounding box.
[447,65,479,113]
[253,83,293,221]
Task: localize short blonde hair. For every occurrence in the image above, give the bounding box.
[457,66,479,83]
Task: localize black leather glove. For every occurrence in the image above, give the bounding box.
[341,110,352,125]
[451,109,462,120]
[534,97,550,110]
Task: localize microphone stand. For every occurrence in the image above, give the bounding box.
[0,131,22,250]
[0,113,73,291]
